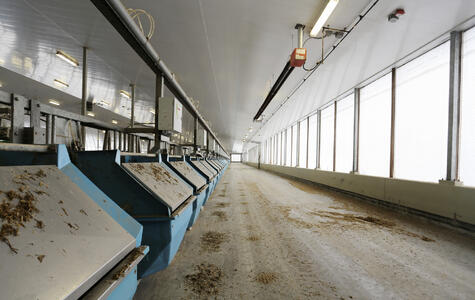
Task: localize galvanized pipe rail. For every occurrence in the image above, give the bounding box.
[91,0,229,157]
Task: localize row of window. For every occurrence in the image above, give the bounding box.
[251,27,475,186]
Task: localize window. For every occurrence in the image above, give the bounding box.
[277,133,282,165]
[460,27,475,186]
[267,139,271,164]
[291,125,298,166]
[231,154,241,162]
[320,104,334,171]
[286,128,291,166]
[395,41,449,182]
[335,94,354,173]
[299,119,308,167]
[308,114,318,169]
[359,73,392,177]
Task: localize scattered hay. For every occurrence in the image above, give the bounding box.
[211,211,228,221]
[65,222,79,231]
[0,172,45,254]
[200,231,228,252]
[112,246,145,280]
[311,210,435,242]
[79,209,88,216]
[255,272,278,284]
[215,202,230,208]
[185,263,222,296]
[34,219,44,229]
[280,206,316,229]
[36,254,45,263]
[246,235,260,241]
[61,207,69,216]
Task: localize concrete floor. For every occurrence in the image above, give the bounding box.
[134,163,475,300]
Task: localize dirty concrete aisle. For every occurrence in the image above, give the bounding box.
[134,164,475,299]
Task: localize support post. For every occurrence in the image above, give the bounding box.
[11,94,26,143]
[81,47,88,149]
[30,100,43,144]
[150,74,164,153]
[193,117,198,154]
[130,84,135,128]
[46,114,52,144]
[51,116,56,144]
[316,110,321,169]
[352,88,360,173]
[389,68,396,178]
[296,123,300,167]
[445,31,463,183]
[333,101,337,172]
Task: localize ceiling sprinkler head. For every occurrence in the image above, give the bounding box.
[388,8,405,23]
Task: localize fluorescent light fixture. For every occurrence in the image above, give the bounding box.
[111,119,118,124]
[87,112,95,117]
[120,90,131,99]
[95,99,111,107]
[48,99,60,106]
[54,79,69,88]
[56,50,79,67]
[310,0,339,37]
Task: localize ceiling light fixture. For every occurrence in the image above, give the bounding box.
[55,50,79,67]
[48,99,60,106]
[112,119,118,124]
[120,90,131,99]
[87,112,95,117]
[310,0,339,37]
[54,79,69,88]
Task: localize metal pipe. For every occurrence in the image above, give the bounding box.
[0,142,55,152]
[295,24,305,48]
[90,0,228,156]
[253,60,294,121]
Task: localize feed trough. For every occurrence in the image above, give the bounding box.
[162,155,209,228]
[186,156,218,201]
[72,150,195,278]
[0,143,147,300]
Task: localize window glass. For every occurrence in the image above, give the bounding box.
[231,154,241,162]
[335,94,354,173]
[286,128,291,166]
[359,73,392,177]
[299,119,308,167]
[460,27,475,186]
[308,114,318,169]
[277,133,282,165]
[395,41,449,182]
[292,125,298,166]
[320,104,334,171]
[85,127,99,151]
[266,139,271,164]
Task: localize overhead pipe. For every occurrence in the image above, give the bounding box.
[90,0,229,156]
[253,60,294,121]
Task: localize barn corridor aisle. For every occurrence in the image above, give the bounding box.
[134,164,475,299]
